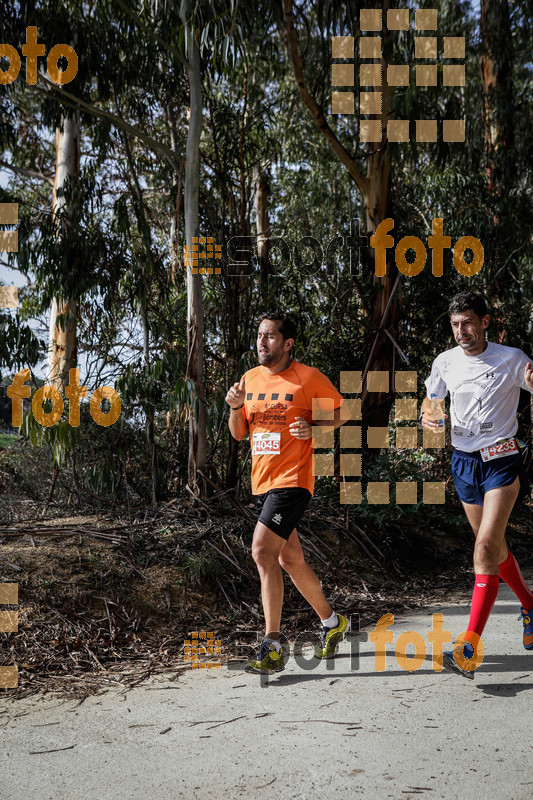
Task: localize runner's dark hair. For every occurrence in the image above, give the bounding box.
[257,312,297,350]
[448,291,489,320]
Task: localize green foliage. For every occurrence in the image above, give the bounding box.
[0,310,44,371]
[21,410,79,469]
[184,548,224,587]
[1,0,531,517]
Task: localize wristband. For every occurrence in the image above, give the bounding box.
[231,404,244,410]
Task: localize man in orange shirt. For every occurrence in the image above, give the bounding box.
[226,312,349,674]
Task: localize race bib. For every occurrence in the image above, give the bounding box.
[252,431,281,455]
[480,437,518,462]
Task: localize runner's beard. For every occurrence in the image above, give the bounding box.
[258,352,275,365]
[258,346,290,367]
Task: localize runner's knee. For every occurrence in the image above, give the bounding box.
[251,542,279,568]
[278,548,305,571]
[474,537,501,565]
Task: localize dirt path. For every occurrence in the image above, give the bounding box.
[2,583,532,800]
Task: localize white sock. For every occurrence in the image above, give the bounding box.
[263,637,281,652]
[320,611,339,629]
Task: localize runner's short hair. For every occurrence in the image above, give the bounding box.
[257,312,297,350]
[448,292,489,320]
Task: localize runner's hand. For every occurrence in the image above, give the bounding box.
[289,416,312,439]
[420,397,448,428]
[525,362,533,392]
[226,378,246,410]
[420,415,447,429]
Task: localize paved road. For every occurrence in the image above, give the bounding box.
[2,584,533,799]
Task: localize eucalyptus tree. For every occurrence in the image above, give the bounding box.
[47,112,79,390]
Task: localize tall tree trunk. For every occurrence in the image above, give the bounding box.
[282,0,397,427]
[140,295,159,505]
[480,0,515,203]
[121,127,161,504]
[167,102,184,283]
[224,81,254,490]
[181,3,207,494]
[256,166,272,306]
[361,47,397,428]
[480,0,516,341]
[48,114,79,389]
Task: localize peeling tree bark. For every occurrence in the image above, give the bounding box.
[181,2,207,494]
[48,114,79,390]
[256,166,272,306]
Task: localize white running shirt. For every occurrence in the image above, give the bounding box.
[425,341,533,451]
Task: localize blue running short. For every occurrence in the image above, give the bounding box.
[451,447,529,507]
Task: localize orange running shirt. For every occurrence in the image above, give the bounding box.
[240,360,343,496]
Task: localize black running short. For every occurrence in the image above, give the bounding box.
[254,487,312,540]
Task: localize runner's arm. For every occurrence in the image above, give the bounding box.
[228,407,249,441]
[524,362,533,393]
[422,358,448,428]
[226,378,249,441]
[290,407,345,439]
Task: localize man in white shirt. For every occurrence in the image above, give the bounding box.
[422,292,533,678]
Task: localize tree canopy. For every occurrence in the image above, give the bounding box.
[1,0,531,507]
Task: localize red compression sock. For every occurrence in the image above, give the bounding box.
[499,551,533,611]
[464,574,500,641]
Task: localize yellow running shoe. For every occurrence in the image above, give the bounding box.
[314,614,350,659]
[244,641,285,674]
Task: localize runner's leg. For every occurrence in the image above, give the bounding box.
[499,551,533,610]
[461,501,508,564]
[473,477,519,574]
[251,521,286,637]
[462,478,520,643]
[462,489,532,604]
[278,529,333,620]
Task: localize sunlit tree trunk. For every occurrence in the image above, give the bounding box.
[181,2,207,493]
[256,166,272,306]
[47,114,79,390]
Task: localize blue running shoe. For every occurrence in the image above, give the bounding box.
[518,608,533,650]
[442,640,476,680]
